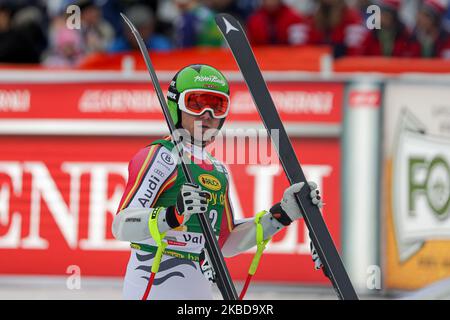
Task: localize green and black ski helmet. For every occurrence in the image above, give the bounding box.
[167,64,230,129]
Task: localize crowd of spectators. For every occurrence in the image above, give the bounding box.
[1,0,450,67]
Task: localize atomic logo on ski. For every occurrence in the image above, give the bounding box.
[222,17,239,34]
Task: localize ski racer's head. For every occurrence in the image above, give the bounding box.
[167,64,230,146]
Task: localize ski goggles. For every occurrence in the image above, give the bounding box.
[178,89,230,119]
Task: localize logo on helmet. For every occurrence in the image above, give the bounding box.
[167,91,177,100]
[194,75,226,87]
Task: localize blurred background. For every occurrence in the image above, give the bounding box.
[1,0,450,300]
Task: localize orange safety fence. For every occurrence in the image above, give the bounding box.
[0,46,331,72]
[1,46,450,74]
[78,46,331,71]
[334,56,450,74]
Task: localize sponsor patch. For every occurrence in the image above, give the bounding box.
[132,147,177,208]
[203,84,217,89]
[167,239,187,247]
[160,151,174,165]
[130,243,141,250]
[198,174,221,191]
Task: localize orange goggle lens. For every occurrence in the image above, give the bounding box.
[184,91,229,118]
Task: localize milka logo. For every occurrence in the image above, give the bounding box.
[194,75,225,86]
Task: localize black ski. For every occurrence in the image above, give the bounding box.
[121,13,238,300]
[215,13,358,300]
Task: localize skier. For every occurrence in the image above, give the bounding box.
[112,64,324,300]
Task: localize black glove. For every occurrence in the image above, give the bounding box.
[165,183,210,228]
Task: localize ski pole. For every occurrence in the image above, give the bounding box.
[121,13,238,300]
[240,211,270,300]
[142,207,168,300]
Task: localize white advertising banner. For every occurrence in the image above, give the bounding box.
[384,82,450,290]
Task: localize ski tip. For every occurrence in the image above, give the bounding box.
[120,13,136,32]
[214,13,225,29]
[215,13,229,22]
[215,13,241,35]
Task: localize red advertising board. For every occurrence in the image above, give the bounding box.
[0,136,339,284]
[0,78,342,285]
[0,82,343,124]
[348,89,381,109]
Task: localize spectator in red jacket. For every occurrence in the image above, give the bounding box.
[359,0,413,57]
[307,0,367,57]
[409,0,450,58]
[246,0,309,46]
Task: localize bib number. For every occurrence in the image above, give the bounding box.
[209,209,218,230]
